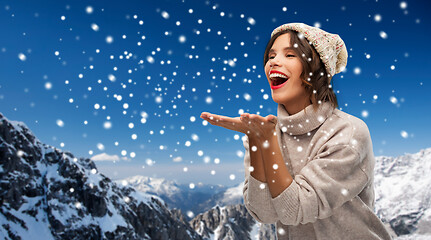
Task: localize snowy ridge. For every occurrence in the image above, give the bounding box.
[127,148,431,239]
[0,113,201,240]
[187,182,244,217]
[2,111,431,239]
[220,182,244,205]
[118,175,182,198]
[119,175,227,218]
[374,148,431,237]
[189,148,431,239]
[118,175,245,219]
[189,204,276,240]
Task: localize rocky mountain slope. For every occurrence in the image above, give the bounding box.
[188,148,431,239]
[374,149,431,238]
[0,113,201,240]
[127,150,431,239]
[118,175,226,219]
[2,111,430,240]
[190,204,276,240]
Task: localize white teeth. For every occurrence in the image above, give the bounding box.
[269,73,288,79]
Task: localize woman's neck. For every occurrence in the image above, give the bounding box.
[282,100,312,115]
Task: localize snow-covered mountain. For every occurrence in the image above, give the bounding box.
[196,182,244,213]
[129,148,431,239]
[374,148,431,238]
[0,113,201,240]
[2,111,430,240]
[190,204,276,240]
[119,175,245,217]
[118,175,227,218]
[119,176,277,239]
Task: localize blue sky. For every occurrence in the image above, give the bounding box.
[1,0,430,186]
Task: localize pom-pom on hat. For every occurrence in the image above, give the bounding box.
[271,23,348,77]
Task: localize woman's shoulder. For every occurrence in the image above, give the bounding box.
[331,108,370,132]
[319,108,372,154]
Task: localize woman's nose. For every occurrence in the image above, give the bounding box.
[268,58,279,67]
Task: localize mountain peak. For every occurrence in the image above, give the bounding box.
[0,113,202,239]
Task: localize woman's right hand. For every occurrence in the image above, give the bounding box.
[200,112,277,139]
[200,112,249,135]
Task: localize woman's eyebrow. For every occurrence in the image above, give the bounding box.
[269,47,296,53]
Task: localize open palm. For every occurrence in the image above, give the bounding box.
[200,112,277,139]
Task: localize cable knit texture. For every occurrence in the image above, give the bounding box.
[271,22,348,77]
[242,102,392,240]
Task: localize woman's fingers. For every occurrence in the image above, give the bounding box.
[201,112,216,121]
[201,112,230,123]
[250,114,267,122]
[201,112,246,133]
[200,112,277,136]
[240,114,267,126]
[266,114,278,124]
[247,114,278,124]
[201,112,222,125]
[240,113,249,123]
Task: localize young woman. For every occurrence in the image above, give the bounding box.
[201,23,392,239]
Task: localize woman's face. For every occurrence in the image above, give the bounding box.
[264,33,309,110]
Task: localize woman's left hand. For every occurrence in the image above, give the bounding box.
[201,112,277,140]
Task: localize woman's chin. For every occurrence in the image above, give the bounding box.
[271,94,287,105]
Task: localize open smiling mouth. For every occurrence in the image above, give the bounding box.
[269,70,289,89]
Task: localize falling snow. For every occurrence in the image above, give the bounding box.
[18,53,26,61]
[374,14,382,22]
[390,96,398,104]
[379,31,388,39]
[186,211,194,218]
[178,35,186,43]
[243,93,252,101]
[105,35,114,44]
[353,67,361,75]
[91,23,99,31]
[45,82,52,90]
[56,119,64,127]
[361,110,369,118]
[161,11,170,19]
[85,6,94,14]
[341,188,349,196]
[103,121,112,129]
[97,143,105,151]
[247,17,256,25]
[1,0,427,189]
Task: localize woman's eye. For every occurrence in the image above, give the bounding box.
[286,54,295,57]
[268,56,275,59]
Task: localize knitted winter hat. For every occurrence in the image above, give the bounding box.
[271,23,348,77]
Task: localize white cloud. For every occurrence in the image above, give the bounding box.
[121,156,131,161]
[95,162,244,186]
[91,153,122,162]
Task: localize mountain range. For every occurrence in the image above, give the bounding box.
[0,113,200,239]
[1,112,430,239]
[117,175,244,220]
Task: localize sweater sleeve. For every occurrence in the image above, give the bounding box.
[271,144,369,226]
[242,135,279,224]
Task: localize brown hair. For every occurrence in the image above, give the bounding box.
[263,30,338,110]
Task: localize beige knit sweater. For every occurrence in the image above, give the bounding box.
[242,102,392,240]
